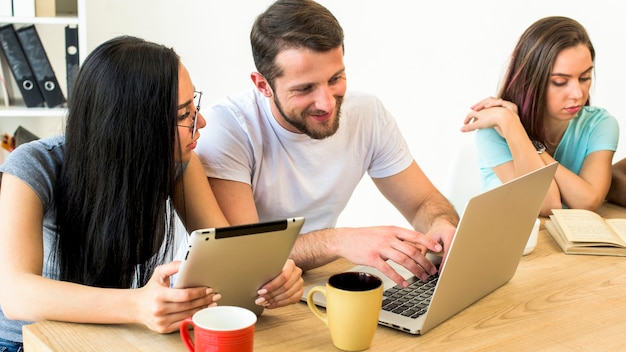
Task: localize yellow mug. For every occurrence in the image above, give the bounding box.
[307,271,383,351]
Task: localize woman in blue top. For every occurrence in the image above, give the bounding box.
[461,16,618,216]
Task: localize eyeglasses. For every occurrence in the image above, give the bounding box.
[177,90,203,138]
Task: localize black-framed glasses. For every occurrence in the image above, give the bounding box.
[177,90,202,138]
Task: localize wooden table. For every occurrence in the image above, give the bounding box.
[23,203,626,351]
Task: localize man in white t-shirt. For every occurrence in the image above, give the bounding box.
[196,0,458,289]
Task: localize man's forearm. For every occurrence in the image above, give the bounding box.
[412,193,459,233]
[289,228,341,271]
[607,172,626,207]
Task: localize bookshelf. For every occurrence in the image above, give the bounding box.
[0,1,83,159]
[0,15,79,25]
[0,106,66,118]
[0,15,77,117]
[0,1,81,164]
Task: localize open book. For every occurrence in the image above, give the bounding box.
[545,208,626,256]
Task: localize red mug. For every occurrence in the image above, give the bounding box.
[180,306,257,352]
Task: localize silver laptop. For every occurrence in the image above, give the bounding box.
[175,217,304,316]
[304,163,557,334]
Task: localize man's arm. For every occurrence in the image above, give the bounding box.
[607,158,626,207]
[372,161,459,261]
[172,153,229,232]
[207,176,341,269]
[208,174,446,287]
[207,177,260,225]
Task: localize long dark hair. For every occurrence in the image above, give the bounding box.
[54,36,180,288]
[499,16,594,143]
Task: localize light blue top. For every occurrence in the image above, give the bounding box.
[476,106,619,191]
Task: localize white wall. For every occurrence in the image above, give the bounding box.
[56,1,626,226]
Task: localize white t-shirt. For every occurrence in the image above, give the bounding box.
[196,89,413,234]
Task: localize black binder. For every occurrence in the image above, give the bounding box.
[16,25,66,108]
[13,125,39,147]
[0,24,45,108]
[64,25,79,100]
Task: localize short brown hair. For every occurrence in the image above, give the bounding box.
[250,0,344,86]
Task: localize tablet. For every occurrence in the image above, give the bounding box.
[174,217,304,316]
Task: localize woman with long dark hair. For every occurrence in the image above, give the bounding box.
[0,36,302,351]
[461,16,619,216]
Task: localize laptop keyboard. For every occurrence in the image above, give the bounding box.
[381,274,439,319]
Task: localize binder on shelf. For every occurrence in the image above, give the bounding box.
[65,25,78,100]
[0,24,45,108]
[14,125,39,146]
[16,24,66,108]
[0,56,10,107]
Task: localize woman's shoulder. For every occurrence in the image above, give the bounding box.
[578,106,614,119]
[574,106,618,127]
[1,135,64,206]
[10,135,64,162]
[1,135,64,182]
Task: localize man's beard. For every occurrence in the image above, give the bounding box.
[273,95,343,140]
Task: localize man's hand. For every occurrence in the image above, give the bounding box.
[336,226,444,287]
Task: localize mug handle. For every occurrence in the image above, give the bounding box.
[306,286,328,326]
[179,316,195,352]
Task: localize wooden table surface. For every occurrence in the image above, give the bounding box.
[23,203,626,351]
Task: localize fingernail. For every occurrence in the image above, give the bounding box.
[435,244,442,252]
[205,288,213,295]
[255,297,266,305]
[212,294,222,302]
[257,289,267,295]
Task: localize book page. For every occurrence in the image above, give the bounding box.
[606,219,626,244]
[551,209,624,245]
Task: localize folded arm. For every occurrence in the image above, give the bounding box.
[461,97,612,215]
[461,97,546,178]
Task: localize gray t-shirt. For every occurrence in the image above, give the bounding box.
[0,136,188,343]
[0,135,64,343]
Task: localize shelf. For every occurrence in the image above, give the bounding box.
[0,106,67,118]
[0,16,79,25]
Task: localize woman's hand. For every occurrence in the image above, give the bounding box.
[135,261,220,333]
[255,259,304,309]
[470,96,519,114]
[461,96,521,136]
